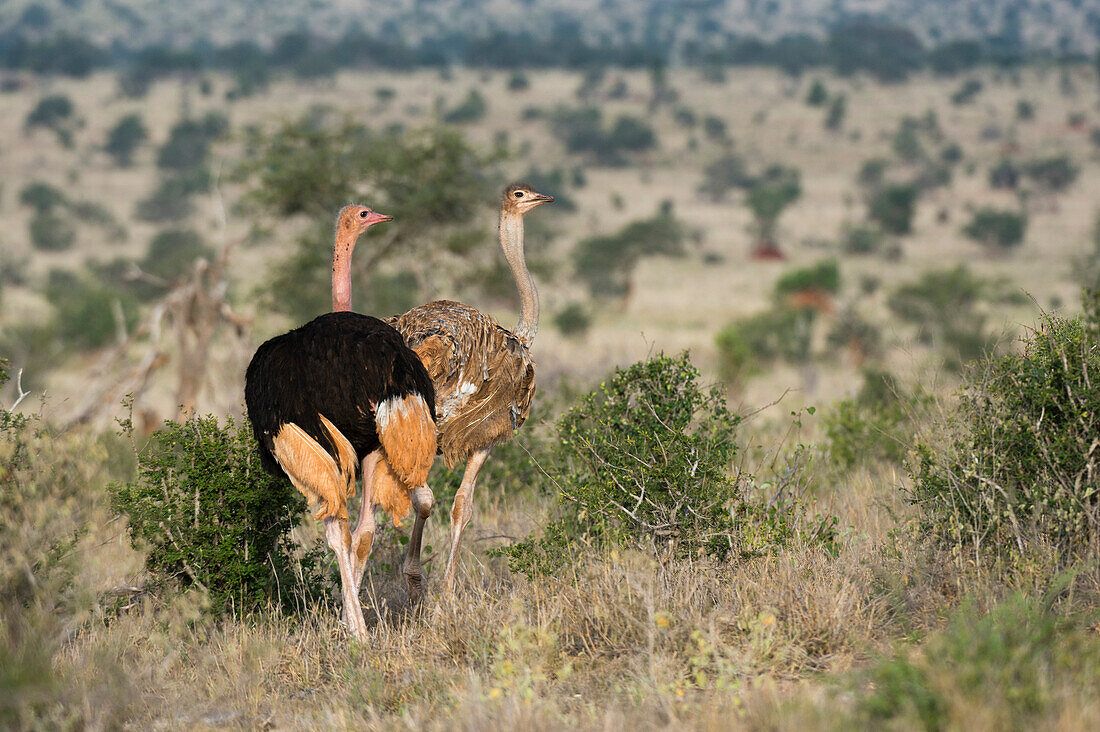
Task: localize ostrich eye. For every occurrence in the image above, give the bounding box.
[359,210,369,218]
[514,191,524,198]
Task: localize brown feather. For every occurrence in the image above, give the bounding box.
[318,413,357,502]
[386,300,536,466]
[272,422,349,520]
[372,458,412,527]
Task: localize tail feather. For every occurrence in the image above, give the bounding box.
[372,458,412,526]
[318,413,357,502]
[376,394,437,488]
[272,422,348,520]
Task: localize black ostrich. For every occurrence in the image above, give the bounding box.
[244,206,437,640]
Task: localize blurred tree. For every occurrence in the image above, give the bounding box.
[746,167,801,257]
[963,208,1027,252]
[105,113,148,167]
[573,207,685,301]
[869,184,919,235]
[805,79,828,106]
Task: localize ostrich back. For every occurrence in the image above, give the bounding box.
[245,311,436,479]
[387,300,535,466]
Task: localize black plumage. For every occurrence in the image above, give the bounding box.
[245,311,436,481]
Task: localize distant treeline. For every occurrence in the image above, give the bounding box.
[1,22,1095,82]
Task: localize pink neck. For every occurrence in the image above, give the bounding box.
[331,228,358,312]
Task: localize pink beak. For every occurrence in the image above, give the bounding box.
[363,211,393,226]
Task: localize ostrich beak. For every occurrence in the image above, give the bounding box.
[364,211,393,226]
[529,193,554,204]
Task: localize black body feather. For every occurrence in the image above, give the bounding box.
[245,311,436,479]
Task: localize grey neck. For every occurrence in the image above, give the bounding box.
[500,210,538,345]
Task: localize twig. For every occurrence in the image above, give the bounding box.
[10,368,29,411]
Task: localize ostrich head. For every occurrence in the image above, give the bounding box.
[336,204,393,236]
[502,183,553,215]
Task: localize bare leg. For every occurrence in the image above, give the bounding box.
[351,450,381,594]
[444,447,491,595]
[323,516,367,640]
[403,485,435,604]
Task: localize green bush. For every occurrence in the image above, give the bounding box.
[824,94,847,131]
[29,211,75,251]
[109,415,322,615]
[45,270,138,351]
[25,94,73,130]
[805,79,828,106]
[856,594,1100,729]
[774,258,840,300]
[573,207,685,299]
[19,181,66,213]
[1023,156,1078,193]
[716,307,815,383]
[142,229,213,281]
[553,302,590,337]
[841,225,883,254]
[495,353,819,576]
[105,113,148,166]
[156,113,228,171]
[507,72,529,91]
[950,78,983,105]
[443,89,488,124]
[913,304,1100,562]
[698,153,752,201]
[823,370,915,469]
[869,184,919,235]
[963,207,1027,251]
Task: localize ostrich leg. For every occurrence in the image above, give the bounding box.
[443,447,491,594]
[403,485,435,604]
[350,450,381,595]
[323,517,368,640]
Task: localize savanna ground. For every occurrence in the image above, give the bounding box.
[4,61,1100,728]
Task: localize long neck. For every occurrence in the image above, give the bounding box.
[501,209,538,344]
[331,227,358,312]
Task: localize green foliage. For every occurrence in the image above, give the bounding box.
[841,225,883,254]
[805,79,828,106]
[45,269,138,351]
[553,302,591,337]
[573,207,685,298]
[242,117,498,320]
[29,210,74,251]
[989,158,1020,189]
[913,306,1100,561]
[143,229,213,281]
[548,106,656,165]
[496,353,815,576]
[135,168,211,222]
[824,93,847,130]
[774,259,840,300]
[702,115,727,141]
[19,181,66,213]
[1022,155,1078,193]
[888,266,1003,370]
[698,153,752,201]
[25,94,73,130]
[856,594,1100,729]
[443,89,488,124]
[823,370,916,469]
[950,78,983,105]
[716,307,815,383]
[109,415,321,615]
[156,112,228,171]
[105,113,148,166]
[746,167,801,248]
[963,207,1027,251]
[869,184,919,235]
[507,72,529,91]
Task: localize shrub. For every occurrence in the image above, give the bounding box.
[805,79,828,106]
[716,306,815,382]
[698,153,752,201]
[573,207,685,299]
[507,72,529,91]
[912,306,1100,562]
[823,370,914,469]
[703,115,727,141]
[1023,155,1078,193]
[25,94,73,130]
[143,229,213,281]
[19,181,66,213]
[45,270,138,351]
[989,159,1020,189]
[29,211,75,251]
[963,207,1027,251]
[774,259,840,300]
[135,170,210,222]
[109,415,322,615]
[495,353,820,576]
[105,113,148,166]
[888,266,1000,370]
[824,93,847,130]
[869,184,918,235]
[553,302,590,337]
[841,225,883,254]
[443,89,488,124]
[156,113,227,171]
[610,115,655,151]
[856,595,1100,729]
[950,78,983,105]
[746,167,802,253]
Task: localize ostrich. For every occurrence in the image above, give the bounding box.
[245,205,438,639]
[373,183,554,594]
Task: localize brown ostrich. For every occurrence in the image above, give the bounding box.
[373,183,554,594]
